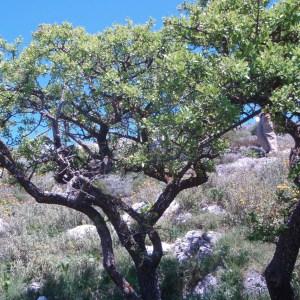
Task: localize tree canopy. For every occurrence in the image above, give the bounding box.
[0,20,241,183]
[168,0,299,114]
[0,0,299,299]
[0,19,243,300]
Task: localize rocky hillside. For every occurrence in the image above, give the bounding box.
[0,128,298,300]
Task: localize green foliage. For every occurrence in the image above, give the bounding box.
[166,0,299,125]
[0,17,242,178]
[2,0,297,186]
[247,180,299,241]
[160,257,183,300]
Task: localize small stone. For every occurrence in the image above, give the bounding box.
[122,213,131,224]
[175,212,192,223]
[193,274,218,296]
[197,245,213,260]
[243,270,268,296]
[132,202,147,212]
[185,230,203,240]
[27,281,43,294]
[37,297,48,300]
[202,205,226,216]
[203,231,222,245]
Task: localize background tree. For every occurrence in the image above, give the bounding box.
[0,21,255,300]
[167,0,299,299]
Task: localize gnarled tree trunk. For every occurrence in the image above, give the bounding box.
[136,264,161,300]
[265,124,300,300]
[265,199,300,300]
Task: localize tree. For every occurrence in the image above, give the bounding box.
[263,117,300,300]
[168,0,299,299]
[0,21,251,300]
[1,0,298,298]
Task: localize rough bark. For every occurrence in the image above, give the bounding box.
[128,232,163,300]
[78,206,141,300]
[265,199,300,300]
[137,265,161,300]
[265,119,300,300]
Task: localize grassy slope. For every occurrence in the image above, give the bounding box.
[0,128,299,300]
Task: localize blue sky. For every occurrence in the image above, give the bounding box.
[0,0,183,43]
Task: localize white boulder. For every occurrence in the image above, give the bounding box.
[0,218,10,237]
[146,242,173,255]
[193,274,218,297]
[243,270,268,296]
[174,230,222,263]
[66,225,98,240]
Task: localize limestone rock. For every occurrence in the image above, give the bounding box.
[165,201,180,216]
[146,242,173,255]
[27,281,44,297]
[132,202,148,212]
[202,231,223,245]
[174,230,221,263]
[202,205,226,216]
[66,225,98,240]
[243,270,268,297]
[0,218,10,237]
[27,281,43,293]
[175,212,192,224]
[193,274,218,297]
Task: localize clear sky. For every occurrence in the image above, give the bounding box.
[0,0,183,43]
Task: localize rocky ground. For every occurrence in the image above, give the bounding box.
[0,128,298,300]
